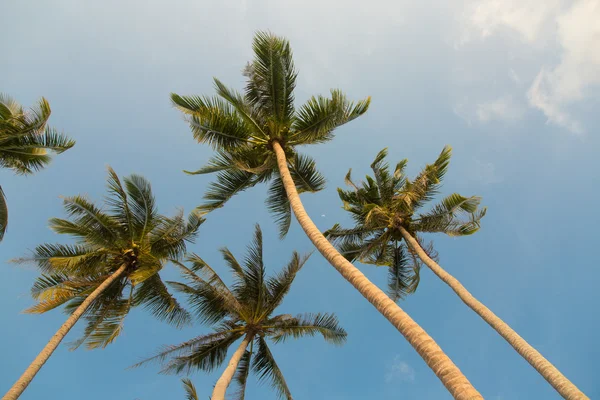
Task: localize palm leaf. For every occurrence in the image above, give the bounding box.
[133,273,192,328]
[181,378,199,400]
[252,336,292,400]
[269,313,347,345]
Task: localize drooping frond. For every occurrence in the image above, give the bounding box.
[181,378,199,400]
[133,273,192,328]
[161,332,243,374]
[131,329,242,370]
[69,278,130,350]
[12,243,106,276]
[184,151,235,175]
[253,336,292,400]
[265,176,292,238]
[24,274,86,314]
[171,93,254,150]
[289,89,371,145]
[387,245,420,302]
[269,313,347,345]
[196,169,259,213]
[232,346,253,400]
[288,153,325,193]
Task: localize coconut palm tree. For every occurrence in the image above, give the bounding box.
[135,225,347,400]
[3,168,202,400]
[325,146,588,400]
[170,31,482,399]
[0,93,75,242]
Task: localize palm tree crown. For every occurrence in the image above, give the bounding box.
[171,31,370,237]
[0,93,75,240]
[325,146,487,301]
[137,225,346,399]
[16,167,202,349]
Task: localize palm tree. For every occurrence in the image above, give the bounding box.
[0,93,75,242]
[170,31,482,399]
[3,168,202,400]
[135,225,347,400]
[325,146,588,400]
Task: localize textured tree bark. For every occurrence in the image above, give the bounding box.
[2,263,129,400]
[398,226,588,400]
[211,335,252,400]
[272,140,482,399]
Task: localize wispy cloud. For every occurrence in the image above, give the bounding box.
[454,0,600,134]
[384,356,415,383]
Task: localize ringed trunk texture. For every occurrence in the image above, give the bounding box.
[211,335,252,400]
[398,226,588,400]
[272,141,482,400]
[2,263,129,400]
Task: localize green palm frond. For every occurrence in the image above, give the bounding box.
[265,177,292,238]
[288,153,325,192]
[184,151,235,175]
[171,93,255,150]
[181,378,199,400]
[133,274,192,328]
[253,336,292,400]
[245,31,297,126]
[289,89,371,145]
[269,313,347,345]
[13,243,106,276]
[413,194,486,236]
[162,332,243,375]
[387,245,420,302]
[263,252,309,317]
[241,225,267,317]
[232,346,253,400]
[197,169,260,213]
[0,185,7,241]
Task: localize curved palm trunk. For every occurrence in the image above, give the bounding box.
[398,227,588,400]
[211,335,252,400]
[2,264,129,400]
[272,141,482,400]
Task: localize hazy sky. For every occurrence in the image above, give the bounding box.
[1,1,599,399]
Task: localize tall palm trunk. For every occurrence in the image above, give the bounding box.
[2,263,129,400]
[398,227,588,400]
[272,141,482,400]
[211,335,252,400]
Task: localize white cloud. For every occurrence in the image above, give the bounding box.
[455,0,600,134]
[471,159,503,185]
[384,356,415,383]
[527,0,600,133]
[476,96,523,122]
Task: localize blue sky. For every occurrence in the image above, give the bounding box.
[1,0,599,399]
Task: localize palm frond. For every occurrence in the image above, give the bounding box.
[171,93,255,150]
[263,252,310,316]
[289,89,370,145]
[412,194,485,236]
[133,274,192,328]
[232,345,253,400]
[196,169,259,213]
[241,224,267,318]
[181,378,199,400]
[269,313,347,345]
[252,336,292,400]
[245,31,297,126]
[124,174,157,241]
[105,166,134,241]
[288,153,325,193]
[265,177,292,239]
[387,245,420,302]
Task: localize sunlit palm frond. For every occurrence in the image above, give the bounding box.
[289,89,370,145]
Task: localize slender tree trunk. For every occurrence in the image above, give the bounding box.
[398,227,588,400]
[2,263,129,400]
[211,335,252,400]
[272,141,482,400]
